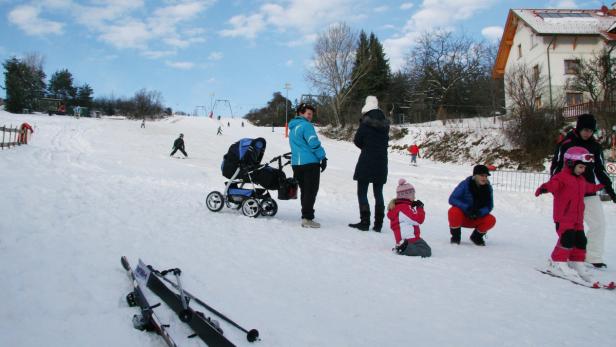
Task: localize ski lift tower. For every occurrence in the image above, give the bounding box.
[212,99,234,119]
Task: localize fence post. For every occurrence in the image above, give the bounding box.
[1,125,5,149]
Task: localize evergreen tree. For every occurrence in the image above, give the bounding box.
[75,83,94,109]
[2,56,46,113]
[48,69,76,102]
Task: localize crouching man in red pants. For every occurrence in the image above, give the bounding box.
[448,165,496,246]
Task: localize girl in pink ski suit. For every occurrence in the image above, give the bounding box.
[387,179,431,257]
[535,146,603,277]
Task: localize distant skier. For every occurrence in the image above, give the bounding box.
[448,164,496,246]
[170,133,188,157]
[216,126,223,135]
[141,119,145,128]
[408,144,420,165]
[74,105,81,119]
[536,146,603,282]
[227,121,230,127]
[387,179,431,257]
[241,121,245,127]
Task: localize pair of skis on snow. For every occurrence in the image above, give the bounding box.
[121,256,259,347]
[536,267,616,290]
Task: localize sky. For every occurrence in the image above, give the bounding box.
[0,0,606,116]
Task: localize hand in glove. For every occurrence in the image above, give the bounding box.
[393,239,408,254]
[411,200,424,208]
[468,209,479,220]
[320,158,327,172]
[535,184,548,197]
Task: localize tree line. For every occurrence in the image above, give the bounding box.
[2,53,168,118]
[246,24,504,129]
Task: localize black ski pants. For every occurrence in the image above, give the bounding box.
[292,163,321,220]
[171,147,187,157]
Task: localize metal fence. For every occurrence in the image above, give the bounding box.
[491,169,616,193]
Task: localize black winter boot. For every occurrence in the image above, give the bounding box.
[470,229,486,246]
[450,227,461,245]
[349,204,370,231]
[372,205,385,232]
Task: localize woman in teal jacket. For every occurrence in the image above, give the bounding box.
[288,103,327,228]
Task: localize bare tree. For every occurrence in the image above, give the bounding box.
[133,89,164,119]
[569,45,616,104]
[505,63,547,115]
[305,23,371,126]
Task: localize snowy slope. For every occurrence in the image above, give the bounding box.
[1,111,615,347]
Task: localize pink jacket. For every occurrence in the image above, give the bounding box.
[536,168,603,225]
[387,199,425,244]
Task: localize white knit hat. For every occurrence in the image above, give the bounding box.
[361,95,379,114]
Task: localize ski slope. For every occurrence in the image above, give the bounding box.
[1,111,615,347]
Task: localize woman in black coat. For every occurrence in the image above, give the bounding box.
[349,96,390,232]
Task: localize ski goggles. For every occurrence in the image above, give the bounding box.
[567,153,595,163]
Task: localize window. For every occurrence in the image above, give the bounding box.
[566,92,583,106]
[530,33,537,49]
[535,96,543,109]
[564,59,580,75]
[518,44,522,59]
[533,65,540,80]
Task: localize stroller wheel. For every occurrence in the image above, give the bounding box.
[206,191,224,212]
[260,198,278,217]
[241,198,261,218]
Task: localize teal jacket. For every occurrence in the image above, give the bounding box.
[288,116,326,165]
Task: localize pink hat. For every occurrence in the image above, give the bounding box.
[396,178,415,200]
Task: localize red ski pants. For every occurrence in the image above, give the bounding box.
[448,207,496,233]
[551,223,586,262]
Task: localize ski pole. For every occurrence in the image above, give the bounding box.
[172,269,192,322]
[149,266,259,342]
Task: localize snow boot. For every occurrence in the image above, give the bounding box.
[372,205,385,232]
[349,204,370,231]
[470,229,486,246]
[301,219,321,228]
[450,227,461,245]
[547,260,585,282]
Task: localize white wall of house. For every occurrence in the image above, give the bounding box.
[504,20,607,111]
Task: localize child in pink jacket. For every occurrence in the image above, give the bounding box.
[536,146,603,281]
[387,179,431,257]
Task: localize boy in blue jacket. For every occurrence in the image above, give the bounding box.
[448,165,496,246]
[288,103,327,228]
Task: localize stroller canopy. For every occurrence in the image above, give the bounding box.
[222,138,266,178]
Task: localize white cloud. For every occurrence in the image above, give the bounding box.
[400,2,415,10]
[166,61,195,70]
[142,50,177,59]
[208,51,223,61]
[481,26,503,42]
[220,0,356,39]
[384,0,497,70]
[375,6,389,12]
[286,59,294,66]
[219,14,266,39]
[8,5,64,36]
[286,33,318,47]
[547,0,579,8]
[99,20,151,49]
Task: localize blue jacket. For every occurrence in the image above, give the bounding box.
[288,116,326,165]
[448,176,494,217]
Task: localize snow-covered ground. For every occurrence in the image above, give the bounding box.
[1,111,615,347]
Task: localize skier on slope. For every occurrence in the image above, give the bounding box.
[550,113,616,268]
[170,133,188,158]
[408,144,420,165]
[536,146,604,282]
[387,179,431,257]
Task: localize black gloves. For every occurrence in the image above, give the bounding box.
[393,239,408,254]
[320,158,327,172]
[411,200,424,208]
[468,209,479,219]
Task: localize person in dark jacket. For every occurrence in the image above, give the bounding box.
[349,96,390,232]
[448,165,496,246]
[170,133,187,157]
[550,113,616,268]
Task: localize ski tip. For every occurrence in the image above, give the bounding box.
[605,281,616,290]
[247,329,259,342]
[592,282,601,289]
[121,256,130,270]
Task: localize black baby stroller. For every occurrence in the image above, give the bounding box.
[206,138,298,217]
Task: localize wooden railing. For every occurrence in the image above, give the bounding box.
[1,125,26,149]
[561,101,616,118]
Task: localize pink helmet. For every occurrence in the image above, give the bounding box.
[564,146,594,168]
